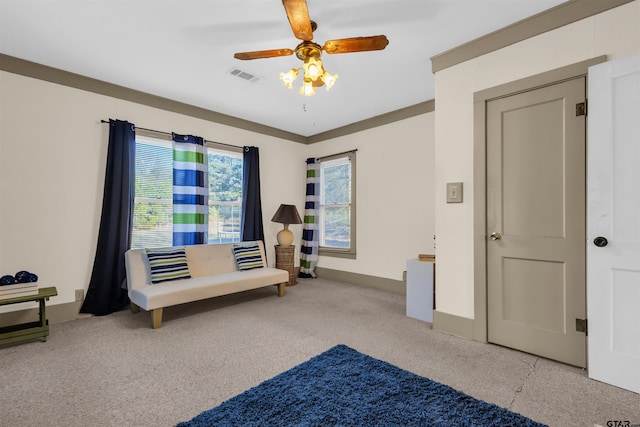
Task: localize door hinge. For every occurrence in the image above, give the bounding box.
[576,100,587,116]
[576,318,588,335]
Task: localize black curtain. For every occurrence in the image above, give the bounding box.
[240,146,264,242]
[80,119,135,315]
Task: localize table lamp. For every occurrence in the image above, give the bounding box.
[271,204,302,247]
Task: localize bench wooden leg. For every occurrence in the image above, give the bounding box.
[151,308,163,329]
[130,303,140,313]
[277,282,286,297]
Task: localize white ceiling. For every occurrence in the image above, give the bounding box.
[0,0,567,137]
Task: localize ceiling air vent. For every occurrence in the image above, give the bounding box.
[227,67,262,83]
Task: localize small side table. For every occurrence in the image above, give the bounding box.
[406,260,435,323]
[0,286,58,346]
[275,245,297,286]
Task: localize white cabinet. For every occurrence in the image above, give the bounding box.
[406,259,435,323]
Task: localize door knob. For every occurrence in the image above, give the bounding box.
[490,232,502,241]
[593,236,608,247]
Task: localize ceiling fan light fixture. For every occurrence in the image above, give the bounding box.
[300,78,316,96]
[281,40,337,96]
[303,56,323,80]
[321,71,338,90]
[233,1,388,97]
[282,51,337,96]
[280,68,299,89]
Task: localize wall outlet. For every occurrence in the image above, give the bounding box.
[75,289,84,302]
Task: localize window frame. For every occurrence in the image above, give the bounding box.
[318,150,356,259]
[132,130,244,249]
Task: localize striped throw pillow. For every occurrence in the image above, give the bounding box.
[145,247,191,284]
[233,244,264,271]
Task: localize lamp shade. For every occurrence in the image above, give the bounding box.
[271,204,302,225]
[271,204,302,247]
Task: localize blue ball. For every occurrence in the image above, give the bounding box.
[0,275,17,286]
[27,273,38,283]
[15,271,31,283]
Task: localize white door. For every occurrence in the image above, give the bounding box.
[587,53,640,394]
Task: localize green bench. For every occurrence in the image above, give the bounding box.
[0,287,58,346]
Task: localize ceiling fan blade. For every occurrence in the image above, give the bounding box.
[282,0,313,41]
[234,49,294,60]
[323,35,389,54]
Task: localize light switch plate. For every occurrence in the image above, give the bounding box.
[446,182,463,203]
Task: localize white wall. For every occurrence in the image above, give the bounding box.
[0,69,436,314]
[4,2,636,320]
[0,71,306,312]
[434,1,640,319]
[309,113,435,284]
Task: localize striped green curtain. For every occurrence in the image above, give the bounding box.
[299,158,319,278]
[172,133,208,245]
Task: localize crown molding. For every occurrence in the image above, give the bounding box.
[430,0,635,73]
[0,53,306,143]
[306,100,435,144]
[1,54,433,144]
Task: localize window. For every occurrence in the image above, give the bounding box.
[319,152,356,258]
[132,134,243,249]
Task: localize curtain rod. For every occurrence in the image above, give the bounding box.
[100,120,243,150]
[316,149,358,162]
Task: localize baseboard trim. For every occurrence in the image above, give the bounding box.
[314,267,405,295]
[432,310,475,340]
[0,301,89,327]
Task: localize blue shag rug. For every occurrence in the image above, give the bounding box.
[177,344,547,427]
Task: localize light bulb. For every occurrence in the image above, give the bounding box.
[299,79,316,96]
[322,72,338,90]
[279,69,298,89]
[308,64,319,78]
[303,57,323,81]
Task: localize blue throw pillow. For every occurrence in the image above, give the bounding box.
[233,244,264,271]
[145,247,191,284]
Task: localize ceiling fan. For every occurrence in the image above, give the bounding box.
[233,0,389,96]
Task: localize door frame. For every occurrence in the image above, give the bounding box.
[471,56,606,343]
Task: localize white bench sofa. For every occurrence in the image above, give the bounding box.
[124,241,288,328]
